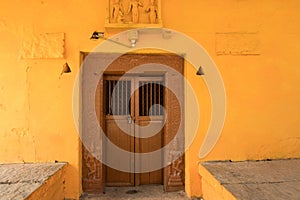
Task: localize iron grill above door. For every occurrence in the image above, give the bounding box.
[105,78,164,117]
[105,80,131,116]
[139,81,164,116]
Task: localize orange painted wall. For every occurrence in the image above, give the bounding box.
[0,0,299,199]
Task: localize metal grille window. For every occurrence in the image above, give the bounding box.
[105,80,131,115]
[139,81,164,116]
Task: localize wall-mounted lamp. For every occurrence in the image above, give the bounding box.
[196,66,205,76]
[60,62,71,75]
[90,31,105,40]
[90,31,138,48]
[128,30,138,47]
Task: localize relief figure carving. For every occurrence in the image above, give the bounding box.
[171,156,183,176]
[111,0,124,23]
[83,144,99,179]
[127,0,143,23]
[145,0,158,23]
[108,0,161,25]
[167,155,184,191]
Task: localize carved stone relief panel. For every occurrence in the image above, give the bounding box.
[82,145,103,193]
[106,0,162,27]
[167,155,185,192]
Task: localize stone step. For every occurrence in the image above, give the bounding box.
[199,159,300,200]
[0,162,67,200]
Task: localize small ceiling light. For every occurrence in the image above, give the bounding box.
[61,62,71,75]
[90,31,105,40]
[196,66,205,76]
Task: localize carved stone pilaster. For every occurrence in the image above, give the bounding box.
[167,154,184,191]
[164,62,185,192]
[82,145,103,193]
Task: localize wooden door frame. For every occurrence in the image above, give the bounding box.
[81,52,185,193]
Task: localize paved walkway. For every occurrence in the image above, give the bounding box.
[201,159,300,200]
[81,185,191,200]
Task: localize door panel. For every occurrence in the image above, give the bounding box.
[104,77,135,186]
[134,78,164,185]
[105,75,164,186]
[135,120,163,185]
[105,118,134,186]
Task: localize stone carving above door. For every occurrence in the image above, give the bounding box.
[106,0,162,28]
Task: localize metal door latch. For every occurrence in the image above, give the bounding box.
[128,116,132,124]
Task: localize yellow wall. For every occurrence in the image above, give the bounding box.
[0,0,300,199]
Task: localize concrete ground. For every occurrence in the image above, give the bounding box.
[201,159,300,200]
[81,185,192,200]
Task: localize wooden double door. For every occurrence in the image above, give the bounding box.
[104,75,164,186]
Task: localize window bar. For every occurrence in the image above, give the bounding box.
[153,82,156,115]
[121,81,123,115]
[142,82,145,116]
[148,82,151,116]
[125,81,127,115]
[146,82,149,116]
[118,80,120,115]
[119,81,123,115]
[108,81,111,115]
[160,84,164,115]
[153,82,157,116]
[153,82,155,115]
[118,81,120,115]
[118,81,122,115]
[158,82,161,115]
[138,82,141,116]
[149,81,152,116]
[127,81,131,115]
[114,80,117,115]
[111,81,114,115]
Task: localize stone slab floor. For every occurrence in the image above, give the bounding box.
[202,159,300,200]
[81,185,192,200]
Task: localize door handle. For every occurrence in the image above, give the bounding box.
[128,116,132,124]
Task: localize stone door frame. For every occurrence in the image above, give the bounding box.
[80,52,185,193]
